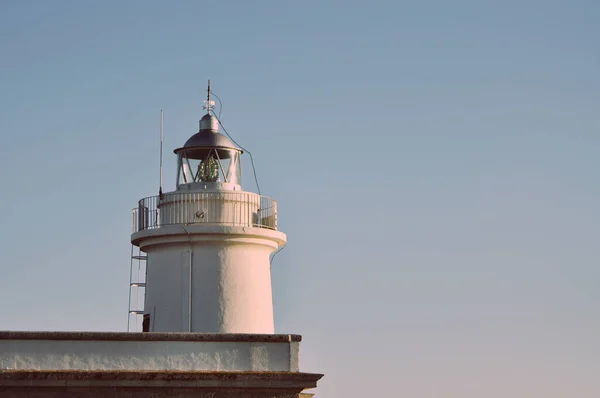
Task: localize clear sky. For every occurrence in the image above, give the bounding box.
[1,1,599,396]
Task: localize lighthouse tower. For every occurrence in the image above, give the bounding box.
[0,84,322,397]
[130,86,286,334]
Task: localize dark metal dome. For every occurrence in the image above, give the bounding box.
[173,114,242,159]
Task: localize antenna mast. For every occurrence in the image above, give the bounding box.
[207,79,211,110]
[159,110,164,197]
[203,79,215,115]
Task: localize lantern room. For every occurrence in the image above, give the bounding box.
[174,113,243,191]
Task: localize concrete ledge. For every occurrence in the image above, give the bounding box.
[131,224,287,249]
[0,371,323,398]
[0,332,301,342]
[0,333,302,372]
[0,370,323,384]
[0,370,323,398]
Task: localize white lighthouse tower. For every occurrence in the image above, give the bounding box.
[0,84,322,397]
[129,85,286,334]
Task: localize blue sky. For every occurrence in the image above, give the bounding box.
[1,1,599,396]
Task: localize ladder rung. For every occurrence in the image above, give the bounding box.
[131,283,146,287]
[129,310,144,314]
[132,255,147,260]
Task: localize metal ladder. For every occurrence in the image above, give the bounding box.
[127,244,147,332]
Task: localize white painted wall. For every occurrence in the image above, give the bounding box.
[0,339,299,372]
[134,224,286,334]
[159,191,260,227]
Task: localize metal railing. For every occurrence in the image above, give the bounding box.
[132,191,278,232]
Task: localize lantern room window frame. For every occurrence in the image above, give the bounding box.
[176,147,242,186]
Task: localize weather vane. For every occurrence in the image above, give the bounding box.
[203,79,215,113]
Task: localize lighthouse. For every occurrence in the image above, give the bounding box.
[130,86,286,334]
[0,84,322,397]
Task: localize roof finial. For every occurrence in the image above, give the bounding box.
[203,80,215,114]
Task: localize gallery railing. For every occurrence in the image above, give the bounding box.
[132,191,278,232]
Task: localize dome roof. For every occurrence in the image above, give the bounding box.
[173,114,242,160]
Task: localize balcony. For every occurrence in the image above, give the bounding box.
[132,191,278,232]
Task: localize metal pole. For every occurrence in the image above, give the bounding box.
[159,110,164,196]
[189,249,193,332]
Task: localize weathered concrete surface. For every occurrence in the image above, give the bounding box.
[0,332,301,372]
[0,370,323,397]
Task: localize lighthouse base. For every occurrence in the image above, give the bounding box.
[0,331,322,397]
[0,371,320,397]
